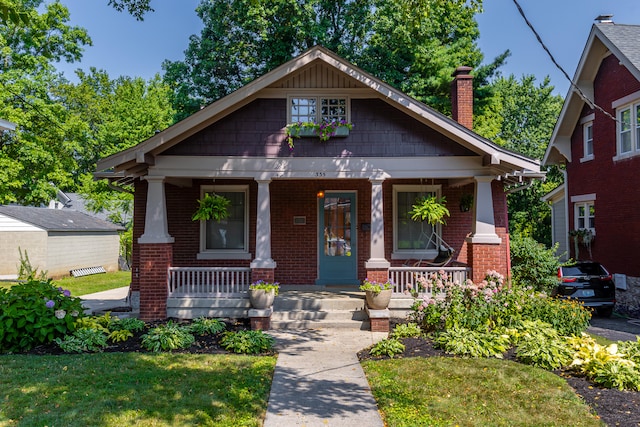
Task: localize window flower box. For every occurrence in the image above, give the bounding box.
[285,121,353,149]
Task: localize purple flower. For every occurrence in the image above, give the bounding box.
[62,289,71,297]
[45,300,55,309]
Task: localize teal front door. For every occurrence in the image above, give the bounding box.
[317,192,358,285]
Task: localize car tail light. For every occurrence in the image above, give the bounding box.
[601,274,612,281]
[561,277,577,283]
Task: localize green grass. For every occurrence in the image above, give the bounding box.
[0,352,276,427]
[362,357,604,427]
[0,271,131,296]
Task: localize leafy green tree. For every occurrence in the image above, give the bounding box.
[162,0,504,121]
[0,0,90,204]
[474,75,564,245]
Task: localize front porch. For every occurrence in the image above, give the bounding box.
[164,265,471,329]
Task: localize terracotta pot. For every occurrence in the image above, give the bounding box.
[248,289,275,309]
[365,289,392,310]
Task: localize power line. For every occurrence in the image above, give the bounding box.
[511,0,618,123]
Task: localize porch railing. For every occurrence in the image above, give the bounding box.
[167,267,252,297]
[389,266,471,297]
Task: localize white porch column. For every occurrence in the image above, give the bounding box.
[366,178,390,268]
[467,176,501,244]
[251,179,276,269]
[139,176,174,244]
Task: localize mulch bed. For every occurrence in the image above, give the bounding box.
[358,337,640,427]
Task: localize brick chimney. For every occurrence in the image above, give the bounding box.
[451,66,473,130]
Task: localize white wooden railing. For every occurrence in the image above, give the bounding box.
[167,267,251,297]
[389,266,471,297]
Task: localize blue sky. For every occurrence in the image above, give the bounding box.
[55,0,640,96]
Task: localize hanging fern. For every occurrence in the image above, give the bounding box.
[409,196,450,226]
[192,193,231,222]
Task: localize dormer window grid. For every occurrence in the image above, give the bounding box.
[289,96,349,124]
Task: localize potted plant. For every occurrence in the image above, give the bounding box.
[360,279,394,310]
[192,193,230,222]
[409,195,450,225]
[248,280,280,309]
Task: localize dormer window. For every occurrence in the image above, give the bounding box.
[289,96,348,124]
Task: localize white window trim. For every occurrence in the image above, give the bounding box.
[287,94,350,124]
[580,120,594,162]
[391,184,441,260]
[196,185,251,260]
[573,200,595,235]
[570,193,596,203]
[613,100,640,161]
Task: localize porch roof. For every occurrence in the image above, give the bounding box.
[96,46,541,187]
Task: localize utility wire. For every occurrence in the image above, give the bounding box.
[512,0,618,123]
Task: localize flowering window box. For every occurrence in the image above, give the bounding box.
[285,121,353,149]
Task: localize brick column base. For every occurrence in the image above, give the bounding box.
[139,243,172,321]
[468,237,509,283]
[365,269,389,284]
[249,308,272,331]
[366,307,390,332]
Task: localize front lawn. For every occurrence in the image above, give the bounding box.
[362,357,603,427]
[0,352,276,427]
[0,271,131,296]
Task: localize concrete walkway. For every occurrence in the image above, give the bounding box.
[264,329,388,427]
[80,286,130,314]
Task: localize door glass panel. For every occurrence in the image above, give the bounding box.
[323,196,351,257]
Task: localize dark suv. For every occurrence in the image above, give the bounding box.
[554,262,616,317]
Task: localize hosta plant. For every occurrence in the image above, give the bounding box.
[369,338,405,358]
[390,322,423,339]
[220,330,274,354]
[188,317,226,336]
[513,320,573,370]
[434,327,511,358]
[141,321,195,352]
[55,328,108,353]
[109,329,134,342]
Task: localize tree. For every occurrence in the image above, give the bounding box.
[474,75,564,245]
[0,0,91,205]
[162,0,503,121]
[106,0,153,20]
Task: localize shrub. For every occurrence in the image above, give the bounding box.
[111,317,146,333]
[220,330,274,354]
[55,328,108,353]
[141,321,195,352]
[0,279,84,352]
[390,322,423,339]
[370,338,405,358]
[510,234,562,293]
[188,317,226,336]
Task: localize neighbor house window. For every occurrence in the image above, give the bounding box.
[392,185,441,258]
[575,201,595,233]
[198,185,249,259]
[583,121,594,160]
[615,102,640,157]
[289,96,348,124]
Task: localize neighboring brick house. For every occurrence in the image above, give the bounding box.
[543,18,640,315]
[96,46,541,321]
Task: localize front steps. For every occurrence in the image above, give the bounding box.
[167,286,415,329]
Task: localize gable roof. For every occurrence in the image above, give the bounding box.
[0,205,124,232]
[543,22,640,165]
[97,45,540,183]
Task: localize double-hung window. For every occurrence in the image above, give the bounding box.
[289,96,348,124]
[574,201,595,234]
[392,185,441,259]
[197,185,250,259]
[582,121,594,161]
[614,97,640,159]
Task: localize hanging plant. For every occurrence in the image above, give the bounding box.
[459,193,474,212]
[409,196,450,226]
[192,193,231,222]
[285,120,353,149]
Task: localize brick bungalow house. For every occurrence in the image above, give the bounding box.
[96,46,541,321]
[543,18,640,314]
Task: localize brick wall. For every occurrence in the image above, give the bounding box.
[138,243,172,321]
[567,54,640,277]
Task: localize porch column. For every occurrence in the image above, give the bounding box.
[139,176,174,244]
[366,178,390,275]
[468,176,501,244]
[138,176,173,321]
[251,179,276,274]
